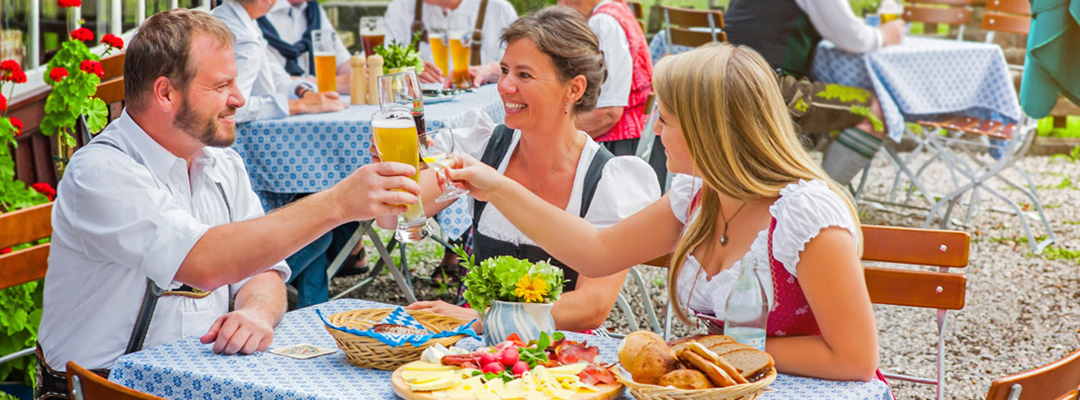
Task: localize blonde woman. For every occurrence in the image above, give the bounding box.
[446,43,887,384]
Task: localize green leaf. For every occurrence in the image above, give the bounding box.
[86,98,109,133]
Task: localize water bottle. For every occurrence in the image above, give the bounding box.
[723,256,768,351]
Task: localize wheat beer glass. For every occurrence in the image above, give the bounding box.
[428,27,451,81]
[448,30,472,89]
[373,105,429,242]
[360,17,386,57]
[312,29,337,93]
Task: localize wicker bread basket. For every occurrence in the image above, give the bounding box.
[323,308,468,371]
[613,368,777,400]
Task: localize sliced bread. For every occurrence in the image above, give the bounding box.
[707,342,753,356]
[718,349,775,383]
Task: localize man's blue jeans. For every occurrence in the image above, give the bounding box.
[285,222,359,308]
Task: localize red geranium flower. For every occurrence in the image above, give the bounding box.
[49,67,69,82]
[0,248,10,254]
[0,93,6,112]
[9,117,23,136]
[101,34,124,50]
[58,0,82,7]
[71,27,94,42]
[0,59,18,72]
[30,183,57,201]
[79,60,104,79]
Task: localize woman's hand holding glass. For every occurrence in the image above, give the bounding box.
[420,127,469,202]
[442,153,507,202]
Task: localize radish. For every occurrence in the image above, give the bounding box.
[482,362,504,374]
[511,361,529,376]
[500,348,519,366]
[479,352,498,366]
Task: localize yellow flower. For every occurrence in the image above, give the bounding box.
[514,275,548,303]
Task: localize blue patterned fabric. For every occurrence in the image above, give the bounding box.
[232,85,504,239]
[648,35,1022,143]
[110,299,893,399]
[316,307,481,347]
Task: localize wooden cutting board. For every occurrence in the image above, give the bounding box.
[390,366,625,400]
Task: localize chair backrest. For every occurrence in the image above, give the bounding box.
[985,349,1080,400]
[0,203,53,291]
[862,224,970,400]
[981,0,1032,37]
[67,361,165,400]
[661,5,725,47]
[904,0,975,40]
[94,52,125,105]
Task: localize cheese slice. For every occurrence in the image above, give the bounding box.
[545,363,588,376]
[405,361,457,371]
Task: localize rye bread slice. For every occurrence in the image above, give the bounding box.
[695,335,736,348]
[718,349,775,383]
[707,342,753,356]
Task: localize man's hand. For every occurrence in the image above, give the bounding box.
[418,61,444,85]
[336,70,352,95]
[290,91,347,115]
[469,62,500,88]
[329,162,420,221]
[199,308,275,355]
[879,20,905,47]
[406,300,483,333]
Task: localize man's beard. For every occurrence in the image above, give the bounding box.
[174,94,236,148]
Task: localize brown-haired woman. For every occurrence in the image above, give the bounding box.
[389,6,661,333]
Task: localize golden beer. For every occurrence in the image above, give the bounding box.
[430,36,450,78]
[373,118,425,223]
[314,53,337,93]
[880,13,900,23]
[449,35,471,88]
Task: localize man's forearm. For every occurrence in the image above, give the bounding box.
[576,107,624,138]
[234,271,287,328]
[177,190,344,291]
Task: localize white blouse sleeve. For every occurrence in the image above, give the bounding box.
[668,173,701,225]
[770,180,859,277]
[584,156,661,228]
[454,109,499,160]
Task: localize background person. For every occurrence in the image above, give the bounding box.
[395,7,660,332]
[36,9,419,400]
[444,43,886,384]
[259,0,355,94]
[723,0,905,186]
[213,0,346,123]
[383,0,517,85]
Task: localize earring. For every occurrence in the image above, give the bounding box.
[564,101,570,115]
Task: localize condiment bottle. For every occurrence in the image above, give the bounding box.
[350,53,366,106]
[367,54,384,105]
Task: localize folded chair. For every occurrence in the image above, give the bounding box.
[984,348,1080,400]
[862,224,970,400]
[603,254,673,340]
[660,5,725,48]
[67,361,164,400]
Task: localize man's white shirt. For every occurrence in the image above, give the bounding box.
[213,0,313,123]
[383,0,517,66]
[38,111,290,371]
[589,1,632,110]
[264,0,353,75]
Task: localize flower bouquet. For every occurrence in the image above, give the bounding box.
[453,247,565,346]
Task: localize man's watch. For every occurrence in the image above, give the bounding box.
[296,85,313,98]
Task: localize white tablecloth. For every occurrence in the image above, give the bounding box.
[110,299,893,400]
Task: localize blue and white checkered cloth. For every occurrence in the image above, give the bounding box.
[317,307,481,347]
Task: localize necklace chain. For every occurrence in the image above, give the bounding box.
[520,135,580,194]
[718,199,749,246]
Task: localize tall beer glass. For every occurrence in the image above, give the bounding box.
[377,70,426,137]
[428,27,450,81]
[312,29,337,93]
[372,105,429,243]
[360,17,386,57]
[448,30,472,89]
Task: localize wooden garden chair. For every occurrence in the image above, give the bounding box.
[67,361,164,400]
[0,202,53,366]
[862,224,970,400]
[903,0,975,40]
[984,348,1080,400]
[660,5,725,48]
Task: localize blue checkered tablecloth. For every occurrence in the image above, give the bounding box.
[110,299,893,400]
[232,85,504,239]
[811,37,1022,142]
[648,35,1022,143]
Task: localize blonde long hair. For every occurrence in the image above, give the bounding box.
[655,44,862,326]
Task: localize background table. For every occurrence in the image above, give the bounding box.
[231,84,505,239]
[110,299,893,400]
[811,37,1022,142]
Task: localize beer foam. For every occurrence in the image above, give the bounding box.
[372,118,415,129]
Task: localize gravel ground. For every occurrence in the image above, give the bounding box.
[330,150,1080,400]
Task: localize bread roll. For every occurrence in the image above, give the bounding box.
[618,331,680,385]
[658,369,712,390]
[683,342,749,385]
[677,351,738,387]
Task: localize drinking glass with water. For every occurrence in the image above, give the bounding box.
[724,256,769,351]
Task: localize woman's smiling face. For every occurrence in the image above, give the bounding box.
[497,38,574,132]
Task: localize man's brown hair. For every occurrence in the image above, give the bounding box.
[124,9,234,112]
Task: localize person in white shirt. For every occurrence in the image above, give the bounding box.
[723,0,905,186]
[259,0,354,94]
[212,0,346,123]
[36,10,419,399]
[383,0,517,85]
